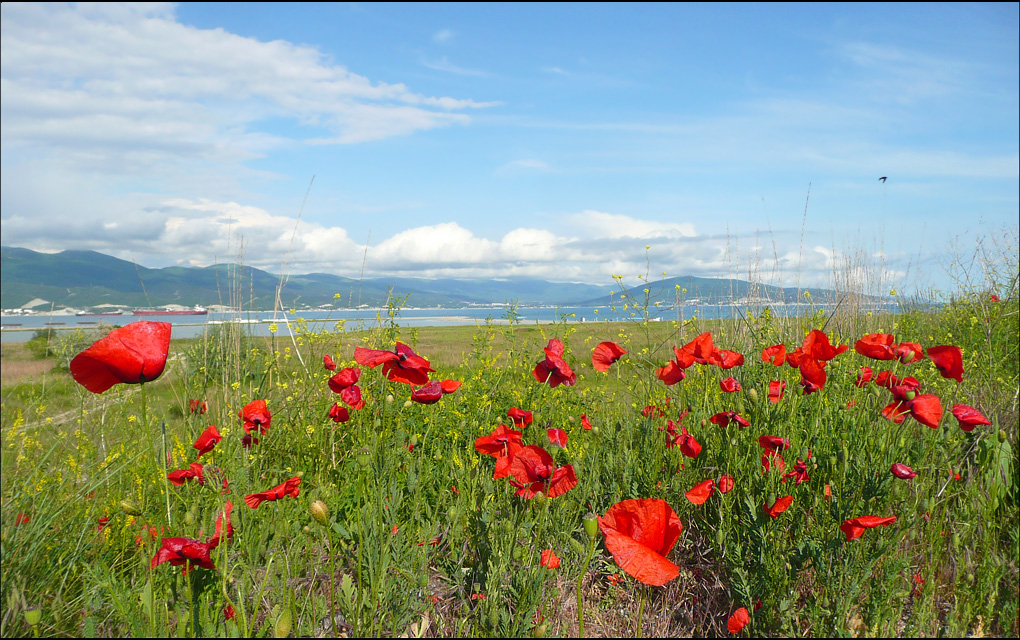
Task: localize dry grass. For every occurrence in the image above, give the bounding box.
[0,343,56,386]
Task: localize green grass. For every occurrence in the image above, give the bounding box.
[1,292,1017,637]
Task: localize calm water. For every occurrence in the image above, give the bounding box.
[0,303,859,343]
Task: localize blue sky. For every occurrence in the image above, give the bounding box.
[2,3,1017,293]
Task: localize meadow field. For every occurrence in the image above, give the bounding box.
[1,279,1017,637]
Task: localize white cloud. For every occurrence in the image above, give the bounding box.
[421,56,489,77]
[565,210,696,239]
[433,29,453,43]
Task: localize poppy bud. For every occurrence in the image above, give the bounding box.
[410,434,419,447]
[386,394,394,404]
[184,511,196,526]
[303,525,312,535]
[583,513,598,541]
[273,608,292,638]
[951,533,960,548]
[533,623,547,638]
[447,506,460,521]
[310,500,330,526]
[532,492,547,508]
[715,529,724,546]
[904,390,917,401]
[998,429,1007,442]
[967,572,975,583]
[24,607,41,627]
[591,426,600,435]
[748,388,759,404]
[918,499,930,513]
[403,401,412,408]
[120,499,141,516]
[356,447,371,468]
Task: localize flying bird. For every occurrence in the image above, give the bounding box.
[878,177,887,183]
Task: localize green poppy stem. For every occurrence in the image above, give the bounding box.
[636,584,646,638]
[577,536,596,637]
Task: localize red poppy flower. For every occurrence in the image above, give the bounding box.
[891,463,917,479]
[540,549,561,569]
[990,294,1001,302]
[761,451,786,473]
[328,368,365,410]
[69,321,172,394]
[606,573,624,586]
[855,333,897,361]
[15,513,30,526]
[655,361,686,386]
[532,339,577,388]
[547,428,568,448]
[720,377,741,393]
[239,400,271,435]
[244,477,301,509]
[642,403,667,417]
[882,393,942,429]
[327,403,350,423]
[189,399,208,414]
[411,381,444,404]
[151,536,216,574]
[895,342,924,365]
[717,474,735,493]
[507,407,533,427]
[710,411,750,429]
[840,515,896,541]
[768,380,786,403]
[355,342,435,386]
[707,349,746,369]
[782,458,810,485]
[592,341,627,372]
[440,379,461,394]
[581,413,592,430]
[854,366,873,388]
[192,425,221,458]
[951,404,990,432]
[508,445,577,498]
[475,425,524,479]
[761,344,786,366]
[728,607,750,634]
[667,425,701,459]
[926,345,964,383]
[674,332,718,368]
[167,462,205,486]
[209,501,234,548]
[685,479,715,505]
[762,495,793,519]
[224,605,236,621]
[241,434,259,448]
[323,354,337,371]
[757,435,791,452]
[798,377,822,395]
[598,498,683,586]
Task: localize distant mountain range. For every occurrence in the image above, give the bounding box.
[1,246,856,310]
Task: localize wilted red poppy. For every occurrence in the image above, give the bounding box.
[951,404,990,432]
[720,377,741,393]
[533,339,577,388]
[323,354,337,371]
[891,463,917,479]
[761,451,785,473]
[855,366,873,388]
[241,434,259,448]
[208,501,234,548]
[840,515,896,541]
[508,445,577,498]
[762,495,793,519]
[798,377,822,395]
[685,479,715,505]
[547,428,568,448]
[768,380,786,403]
[193,425,221,458]
[782,458,810,485]
[167,462,205,486]
[239,400,271,435]
[592,341,627,372]
[761,344,786,366]
[151,537,216,574]
[717,474,735,493]
[244,477,301,509]
[355,342,435,386]
[581,414,592,430]
[855,333,897,361]
[895,342,925,365]
[69,321,172,394]
[328,368,365,410]
[189,399,208,414]
[507,407,533,427]
[598,498,683,586]
[411,381,444,404]
[327,403,350,423]
[540,549,561,569]
[710,411,750,429]
[728,607,750,634]
[926,345,964,383]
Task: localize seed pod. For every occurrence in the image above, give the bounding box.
[273,608,292,638]
[747,388,759,404]
[998,429,1007,443]
[184,511,196,526]
[715,529,725,546]
[23,607,41,627]
[119,499,141,516]
[310,500,330,526]
[583,513,598,541]
[356,447,371,468]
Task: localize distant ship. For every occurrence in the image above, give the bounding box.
[132,306,208,316]
[75,310,125,316]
